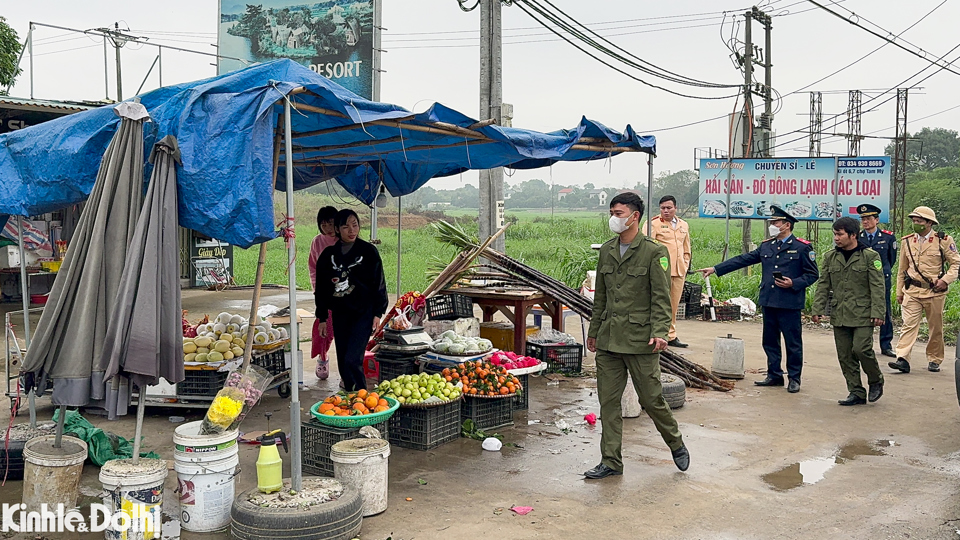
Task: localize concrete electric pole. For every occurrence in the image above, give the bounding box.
[478,0,505,253]
[738,7,773,256]
[97,23,140,101]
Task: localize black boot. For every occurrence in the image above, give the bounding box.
[868,383,883,402]
[888,358,910,373]
[671,445,690,472]
[838,393,867,406]
[754,376,785,387]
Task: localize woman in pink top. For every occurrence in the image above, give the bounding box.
[309,206,339,379]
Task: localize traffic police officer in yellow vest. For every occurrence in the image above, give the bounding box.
[889,206,960,373]
[585,192,689,479]
[649,195,692,348]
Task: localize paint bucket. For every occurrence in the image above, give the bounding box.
[173,420,239,463]
[331,438,390,517]
[98,457,167,540]
[712,334,745,379]
[21,435,87,511]
[174,450,239,532]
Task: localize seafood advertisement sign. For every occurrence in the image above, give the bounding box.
[698,157,890,221]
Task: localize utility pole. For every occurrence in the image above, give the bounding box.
[98,23,140,101]
[738,7,774,257]
[847,90,863,156]
[758,7,774,157]
[739,11,754,258]
[478,0,505,253]
[892,88,909,235]
[807,91,822,243]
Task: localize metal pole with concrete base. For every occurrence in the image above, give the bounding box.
[131,396,145,463]
[284,97,303,492]
[17,216,37,428]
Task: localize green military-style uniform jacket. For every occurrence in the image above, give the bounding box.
[589,231,673,354]
[812,242,886,325]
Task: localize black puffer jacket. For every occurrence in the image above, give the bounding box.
[314,238,389,322]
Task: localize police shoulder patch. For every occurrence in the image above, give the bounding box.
[951,243,958,253]
[659,256,669,271]
[809,251,816,261]
[873,259,882,270]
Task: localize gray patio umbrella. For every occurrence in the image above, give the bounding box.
[101,135,183,428]
[98,135,182,461]
[22,102,148,441]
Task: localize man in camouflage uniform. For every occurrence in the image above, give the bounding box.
[812,217,886,406]
[585,192,689,479]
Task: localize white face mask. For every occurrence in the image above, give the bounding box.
[768,224,781,237]
[609,213,633,234]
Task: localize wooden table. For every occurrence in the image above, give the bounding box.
[443,287,565,354]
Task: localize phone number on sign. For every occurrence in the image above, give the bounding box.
[838,159,885,168]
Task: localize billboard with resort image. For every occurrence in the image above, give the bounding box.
[219,1,375,98]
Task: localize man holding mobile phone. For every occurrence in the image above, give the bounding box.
[698,206,819,393]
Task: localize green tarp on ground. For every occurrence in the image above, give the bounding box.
[52,409,159,466]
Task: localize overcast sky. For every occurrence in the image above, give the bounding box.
[5,0,960,192]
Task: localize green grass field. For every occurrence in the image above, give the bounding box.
[232,206,959,344]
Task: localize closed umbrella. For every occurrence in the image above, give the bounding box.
[101,135,183,451]
[22,102,149,445]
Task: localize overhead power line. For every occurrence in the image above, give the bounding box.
[511,0,741,100]
[805,0,960,78]
[644,0,947,139]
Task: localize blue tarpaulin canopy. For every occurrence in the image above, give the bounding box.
[0,59,655,248]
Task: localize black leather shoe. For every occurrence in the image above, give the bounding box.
[888,358,910,373]
[928,362,941,372]
[583,463,622,479]
[754,376,785,387]
[881,349,897,358]
[838,393,867,406]
[671,445,690,472]
[787,379,801,393]
[667,338,689,348]
[868,383,883,402]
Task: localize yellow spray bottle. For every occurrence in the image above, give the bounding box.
[256,429,288,494]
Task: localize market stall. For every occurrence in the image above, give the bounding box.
[0,59,657,529]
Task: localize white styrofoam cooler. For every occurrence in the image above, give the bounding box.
[0,245,38,269]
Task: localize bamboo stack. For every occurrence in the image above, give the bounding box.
[660,349,734,392]
[432,221,593,318]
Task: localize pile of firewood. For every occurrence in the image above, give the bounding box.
[661,349,734,391]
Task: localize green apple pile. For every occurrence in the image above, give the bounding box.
[376,373,461,405]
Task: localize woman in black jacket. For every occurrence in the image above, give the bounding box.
[315,209,388,391]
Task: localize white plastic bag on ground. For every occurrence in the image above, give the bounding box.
[727,297,757,317]
[482,437,502,451]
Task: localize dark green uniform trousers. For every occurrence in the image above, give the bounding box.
[832,326,884,399]
[596,349,683,472]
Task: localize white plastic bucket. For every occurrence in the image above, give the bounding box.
[174,452,239,532]
[22,435,88,511]
[173,421,239,463]
[331,438,390,517]
[99,458,167,540]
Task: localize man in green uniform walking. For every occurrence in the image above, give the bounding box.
[811,217,886,405]
[585,192,689,479]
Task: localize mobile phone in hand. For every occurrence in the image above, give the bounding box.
[773,271,784,280]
